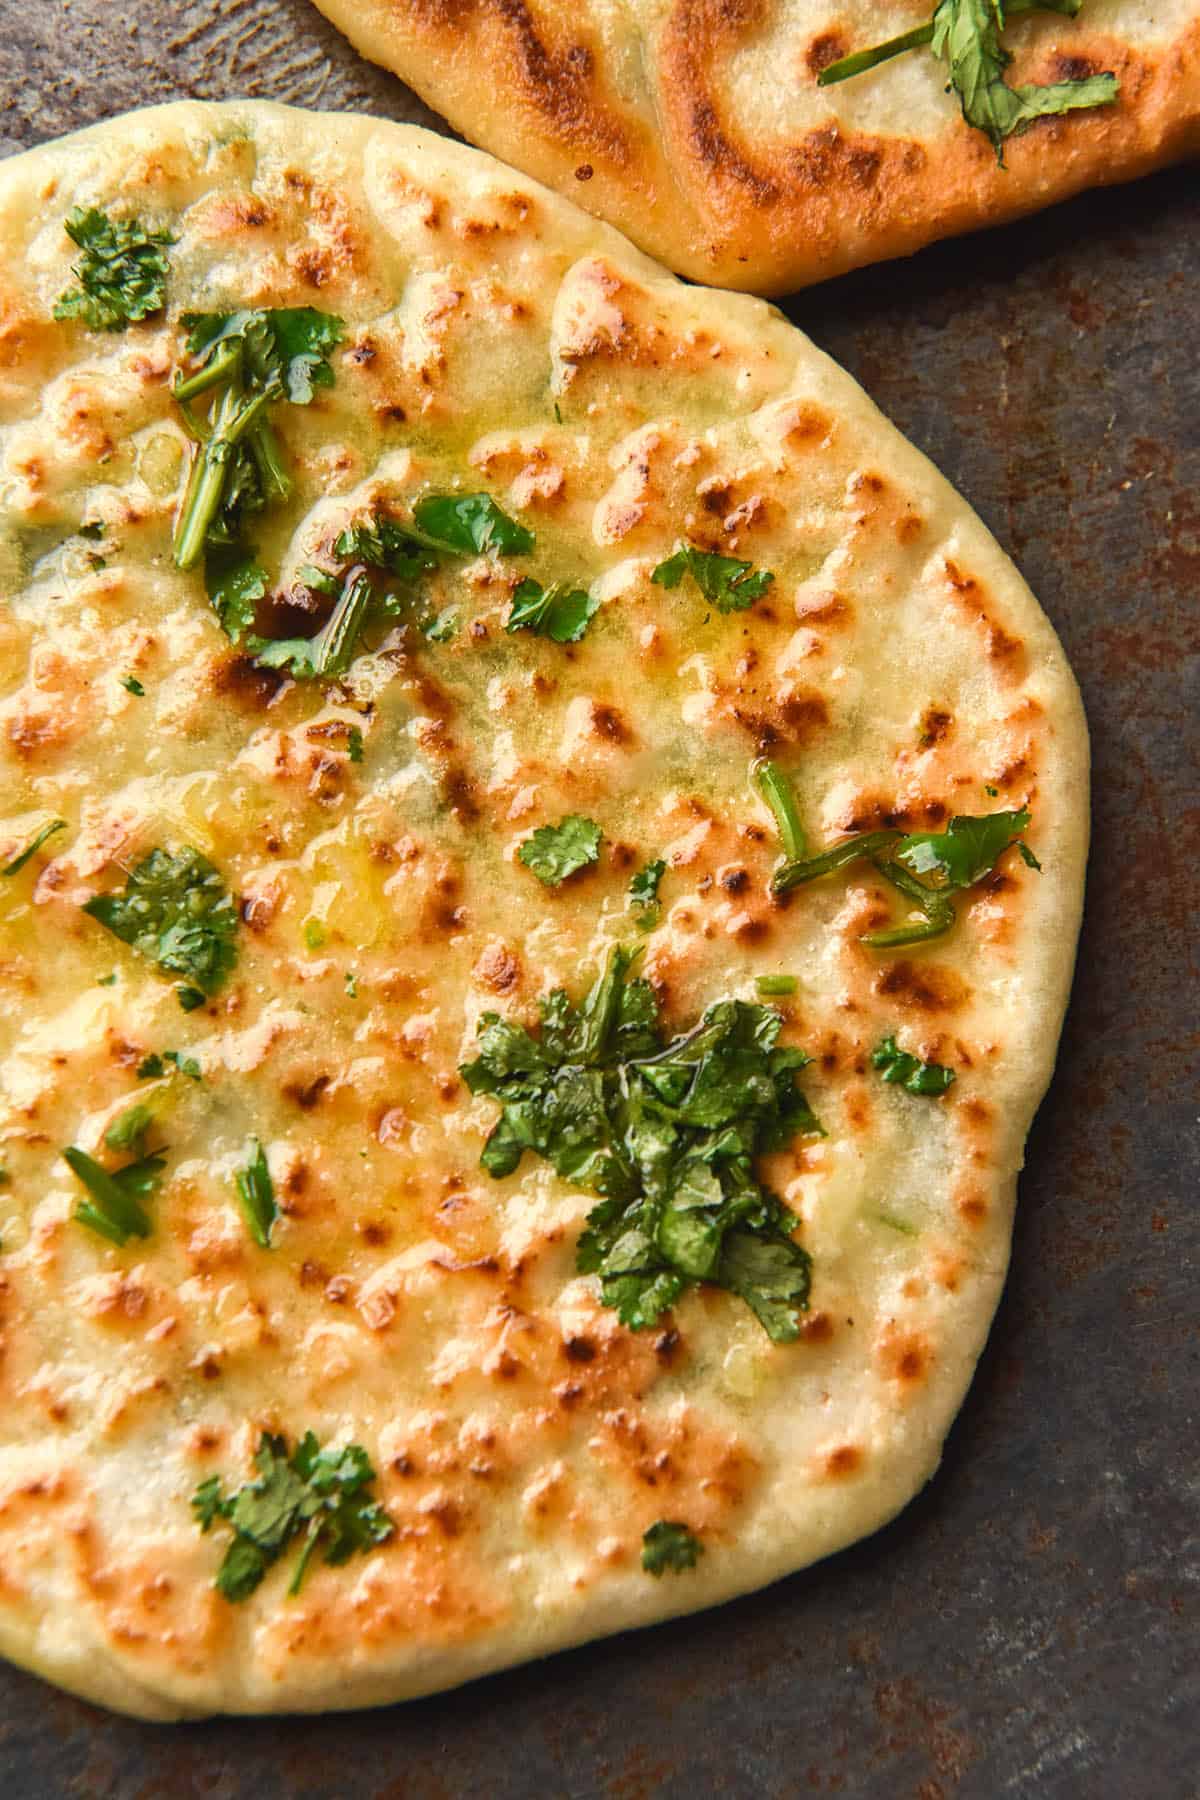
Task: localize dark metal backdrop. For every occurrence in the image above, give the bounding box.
[2,4,1197,1795]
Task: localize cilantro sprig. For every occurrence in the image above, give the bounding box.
[818,0,1119,160]
[773,808,1038,948]
[54,206,174,332]
[193,1431,393,1603]
[518,815,602,887]
[872,1035,957,1096]
[171,308,345,572]
[83,848,238,1008]
[243,494,532,677]
[652,543,774,612]
[461,947,821,1340]
[642,1520,703,1575]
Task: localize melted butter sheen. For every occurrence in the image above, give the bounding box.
[0,103,1084,1719]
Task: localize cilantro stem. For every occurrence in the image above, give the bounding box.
[754,760,807,863]
[312,571,373,676]
[817,0,1077,87]
[173,386,273,570]
[247,417,291,504]
[818,22,933,84]
[862,859,956,948]
[287,1520,322,1597]
[172,340,243,404]
[772,829,901,895]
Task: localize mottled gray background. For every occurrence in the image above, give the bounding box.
[1,3,1197,1796]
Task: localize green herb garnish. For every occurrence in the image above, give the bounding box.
[754,760,806,862]
[171,309,344,572]
[253,571,374,681]
[629,858,665,931]
[205,552,269,645]
[517,815,602,887]
[62,1141,166,1246]
[104,1101,155,1153]
[817,0,1119,161]
[410,493,534,556]
[651,543,774,612]
[642,1520,704,1576]
[82,847,238,1005]
[756,975,798,997]
[346,727,364,764]
[872,1035,957,1096]
[235,1138,277,1249]
[53,206,173,332]
[120,675,145,697]
[137,1049,202,1081]
[773,808,1038,947]
[192,1431,393,1602]
[506,578,599,644]
[2,818,66,876]
[462,946,820,1340]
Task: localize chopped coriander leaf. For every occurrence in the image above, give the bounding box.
[62,1141,166,1245]
[54,206,174,332]
[629,858,665,912]
[98,972,118,987]
[877,1210,919,1237]
[642,1520,703,1576]
[410,493,534,556]
[984,783,999,796]
[506,578,599,644]
[193,1430,393,1602]
[345,971,358,997]
[137,1049,201,1081]
[2,818,66,876]
[772,808,1037,948]
[205,551,268,645]
[236,1138,277,1249]
[651,542,774,612]
[756,975,797,997]
[77,521,106,541]
[83,848,238,998]
[346,726,364,764]
[422,607,458,643]
[894,809,1034,890]
[462,946,820,1341]
[872,1035,956,1097]
[104,1101,155,1154]
[171,308,344,571]
[754,759,806,862]
[120,675,145,696]
[818,0,1118,161]
[517,815,602,887]
[332,515,439,581]
[304,919,327,950]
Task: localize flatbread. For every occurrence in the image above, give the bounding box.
[308,0,1200,292]
[0,99,1086,1720]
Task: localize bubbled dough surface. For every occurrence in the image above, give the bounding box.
[0,102,1086,1718]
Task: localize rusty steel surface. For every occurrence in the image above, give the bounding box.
[1,3,1197,1795]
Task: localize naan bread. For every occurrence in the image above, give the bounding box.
[0,100,1085,1719]
[309,0,1200,292]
